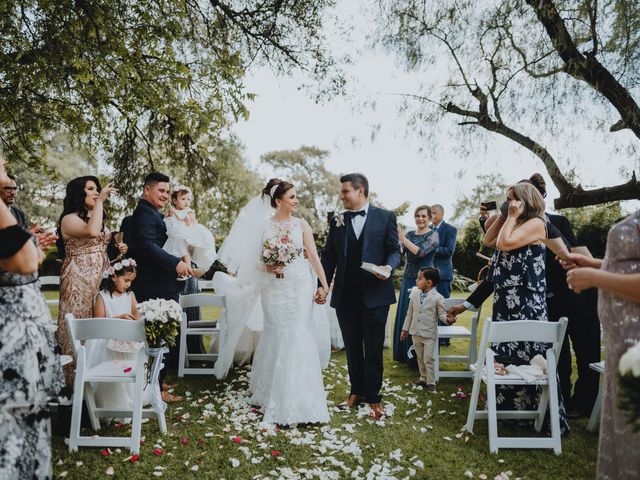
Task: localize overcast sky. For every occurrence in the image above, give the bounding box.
[233,0,639,227]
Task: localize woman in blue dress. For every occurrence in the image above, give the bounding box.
[483,183,569,433]
[393,205,439,366]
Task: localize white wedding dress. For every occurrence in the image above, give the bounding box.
[248,218,330,425]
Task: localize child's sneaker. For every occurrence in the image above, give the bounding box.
[426,384,437,393]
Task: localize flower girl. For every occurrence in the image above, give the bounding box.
[86,259,148,417]
[163,185,217,278]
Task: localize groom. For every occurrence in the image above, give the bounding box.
[316,173,400,420]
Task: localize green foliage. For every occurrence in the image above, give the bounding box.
[453,219,493,280]
[1,0,338,187]
[563,202,623,257]
[451,173,509,225]
[261,145,341,232]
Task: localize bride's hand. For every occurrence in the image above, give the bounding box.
[266,265,284,275]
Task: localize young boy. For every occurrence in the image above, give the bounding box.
[400,267,447,393]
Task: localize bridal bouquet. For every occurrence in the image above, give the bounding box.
[138,298,182,348]
[261,225,302,278]
[618,342,640,432]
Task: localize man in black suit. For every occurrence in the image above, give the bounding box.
[317,173,401,420]
[0,173,27,229]
[130,172,193,401]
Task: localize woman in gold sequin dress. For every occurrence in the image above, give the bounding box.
[565,210,640,479]
[55,176,126,385]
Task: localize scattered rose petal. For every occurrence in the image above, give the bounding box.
[271,450,281,456]
[152,448,163,456]
[75,461,83,467]
[130,454,139,463]
[191,465,199,471]
[479,475,488,480]
[100,449,111,457]
[181,436,189,445]
[231,436,241,443]
[153,472,163,477]
[105,466,114,476]
[230,458,240,468]
[123,366,132,373]
[59,472,68,478]
[465,470,473,478]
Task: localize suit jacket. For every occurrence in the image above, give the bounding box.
[402,287,446,337]
[130,199,181,296]
[433,221,457,281]
[10,206,28,230]
[321,205,401,309]
[545,213,577,295]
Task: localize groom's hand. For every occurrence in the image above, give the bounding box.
[314,287,327,304]
[374,265,392,280]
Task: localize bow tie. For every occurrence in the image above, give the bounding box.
[429,224,437,230]
[346,210,366,218]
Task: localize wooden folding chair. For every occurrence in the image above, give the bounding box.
[465,317,568,455]
[65,314,166,454]
[435,298,482,380]
[178,293,226,377]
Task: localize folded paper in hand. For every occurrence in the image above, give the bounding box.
[361,262,390,278]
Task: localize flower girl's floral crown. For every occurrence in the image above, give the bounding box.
[171,185,192,196]
[103,258,137,278]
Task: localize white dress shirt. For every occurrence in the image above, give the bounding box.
[350,203,369,239]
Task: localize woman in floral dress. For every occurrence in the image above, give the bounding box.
[484,182,569,433]
[0,158,64,479]
[55,176,125,385]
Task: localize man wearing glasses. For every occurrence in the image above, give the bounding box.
[0,173,27,229]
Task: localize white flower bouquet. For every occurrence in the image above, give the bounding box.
[138,298,182,348]
[261,224,302,278]
[618,342,640,432]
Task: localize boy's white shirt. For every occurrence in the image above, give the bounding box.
[402,287,447,338]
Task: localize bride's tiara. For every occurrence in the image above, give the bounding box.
[269,184,279,198]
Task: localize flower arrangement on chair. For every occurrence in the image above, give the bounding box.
[618,342,640,432]
[137,298,182,348]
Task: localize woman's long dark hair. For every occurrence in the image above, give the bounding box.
[56,176,102,257]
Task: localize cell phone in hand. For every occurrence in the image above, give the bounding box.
[480,201,497,211]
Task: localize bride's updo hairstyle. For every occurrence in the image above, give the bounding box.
[262,178,294,208]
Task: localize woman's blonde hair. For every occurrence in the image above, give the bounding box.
[507,183,546,223]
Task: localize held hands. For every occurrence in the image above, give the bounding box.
[314,287,329,305]
[566,267,597,293]
[98,183,117,203]
[176,260,194,277]
[374,265,392,280]
[446,304,466,324]
[558,252,597,271]
[400,329,409,341]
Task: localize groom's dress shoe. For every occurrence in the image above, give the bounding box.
[368,403,385,421]
[338,394,365,410]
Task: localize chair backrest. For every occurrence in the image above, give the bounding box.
[179,293,225,309]
[65,314,146,354]
[443,298,465,309]
[197,280,215,291]
[476,317,568,367]
[40,275,60,286]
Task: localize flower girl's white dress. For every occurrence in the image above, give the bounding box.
[85,291,148,416]
[163,208,217,271]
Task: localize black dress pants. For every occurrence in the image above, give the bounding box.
[548,290,601,412]
[336,293,389,404]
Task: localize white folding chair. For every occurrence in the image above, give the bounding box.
[465,317,568,455]
[65,314,166,454]
[178,293,226,377]
[587,361,605,431]
[40,275,60,307]
[197,279,215,291]
[435,298,481,380]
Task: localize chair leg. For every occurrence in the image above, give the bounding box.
[587,380,604,432]
[69,360,86,452]
[485,360,499,454]
[84,384,101,431]
[546,353,562,455]
[535,386,549,433]
[130,357,145,454]
[465,367,483,433]
[178,321,187,378]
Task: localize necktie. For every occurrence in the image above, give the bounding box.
[420,292,426,305]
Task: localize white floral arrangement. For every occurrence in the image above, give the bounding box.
[618,342,640,432]
[138,298,182,348]
[333,212,345,228]
[261,224,302,278]
[103,258,137,278]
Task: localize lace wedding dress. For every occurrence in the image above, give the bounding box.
[248,218,330,425]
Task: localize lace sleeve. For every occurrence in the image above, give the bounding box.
[415,231,439,258]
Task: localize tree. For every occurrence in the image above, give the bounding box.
[1,0,338,183]
[261,145,341,231]
[374,0,640,208]
[450,173,509,225]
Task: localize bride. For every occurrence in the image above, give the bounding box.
[213,178,331,426]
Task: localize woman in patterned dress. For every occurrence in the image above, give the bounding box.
[55,176,126,386]
[483,182,569,433]
[0,157,65,479]
[393,205,439,365]
[564,212,640,479]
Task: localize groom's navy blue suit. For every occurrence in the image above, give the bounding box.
[321,205,401,403]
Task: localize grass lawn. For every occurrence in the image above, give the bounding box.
[47,291,599,479]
